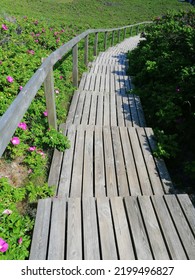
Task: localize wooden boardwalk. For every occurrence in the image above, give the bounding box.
[30,35,195,260]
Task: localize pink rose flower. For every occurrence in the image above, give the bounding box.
[60,75,63,80]
[43,110,48,117]
[0,238,8,253]
[55,89,60,94]
[28,146,36,151]
[18,237,23,245]
[27,50,35,55]
[18,122,27,130]
[2,24,8,31]
[19,86,23,91]
[7,76,14,83]
[11,137,20,145]
[2,209,12,215]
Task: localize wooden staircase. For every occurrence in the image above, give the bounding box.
[29,35,195,260]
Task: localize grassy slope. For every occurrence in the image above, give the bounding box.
[0,0,191,29]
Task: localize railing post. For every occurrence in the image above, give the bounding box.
[118,29,120,43]
[94,32,98,56]
[44,67,57,130]
[104,31,107,51]
[130,26,133,37]
[111,31,114,46]
[84,35,88,66]
[123,28,126,39]
[72,43,78,87]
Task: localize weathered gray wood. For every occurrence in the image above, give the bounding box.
[48,198,66,260]
[103,126,117,196]
[96,92,103,126]
[74,91,86,125]
[111,197,135,259]
[66,198,82,260]
[125,196,153,259]
[57,125,76,198]
[134,95,146,127]
[83,198,100,259]
[164,195,195,259]
[84,35,89,66]
[83,127,94,197]
[104,31,108,51]
[129,128,152,195]
[94,32,98,56]
[81,92,91,125]
[89,94,97,125]
[151,196,187,259]
[44,66,57,129]
[119,127,141,195]
[145,127,173,193]
[29,198,51,260]
[97,197,118,259]
[71,126,85,197]
[136,128,164,194]
[177,194,195,234]
[103,93,110,126]
[116,95,125,126]
[111,30,114,46]
[95,126,106,196]
[138,196,170,259]
[123,28,126,39]
[65,90,80,127]
[72,43,78,87]
[111,127,129,196]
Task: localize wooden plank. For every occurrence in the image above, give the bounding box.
[164,195,195,259]
[84,73,91,91]
[116,95,125,126]
[74,91,86,125]
[111,127,129,196]
[100,74,105,92]
[70,126,85,197]
[110,93,117,126]
[72,43,78,87]
[29,198,51,260]
[110,197,135,259]
[66,198,82,260]
[134,95,146,127]
[83,127,94,197]
[136,128,164,195]
[94,74,101,92]
[89,73,96,91]
[103,93,110,126]
[124,196,153,259]
[57,125,76,198]
[119,127,141,195]
[105,73,110,93]
[83,198,100,259]
[65,90,80,127]
[122,95,132,127]
[78,72,86,90]
[151,196,187,259]
[81,91,91,125]
[128,94,139,127]
[177,194,195,235]
[89,94,97,125]
[96,92,103,126]
[110,71,115,93]
[145,127,173,193]
[95,126,106,196]
[103,126,117,196]
[128,128,152,195]
[138,196,170,259]
[97,197,118,259]
[119,75,126,96]
[48,198,66,260]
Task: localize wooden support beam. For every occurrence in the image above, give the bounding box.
[73,43,78,87]
[44,66,57,130]
[111,31,114,46]
[104,31,108,51]
[84,35,89,66]
[94,32,98,56]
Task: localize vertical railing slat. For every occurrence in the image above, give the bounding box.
[111,30,114,46]
[94,32,98,56]
[104,31,108,51]
[84,35,89,66]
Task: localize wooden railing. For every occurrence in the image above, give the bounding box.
[0,21,152,157]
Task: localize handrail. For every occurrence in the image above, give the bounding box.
[0,21,152,157]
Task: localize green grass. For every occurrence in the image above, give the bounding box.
[0,0,191,29]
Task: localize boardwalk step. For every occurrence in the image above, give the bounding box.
[79,72,133,94]
[50,125,172,198]
[66,90,145,128]
[29,194,195,260]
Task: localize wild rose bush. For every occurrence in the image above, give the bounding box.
[128,10,195,190]
[0,16,91,259]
